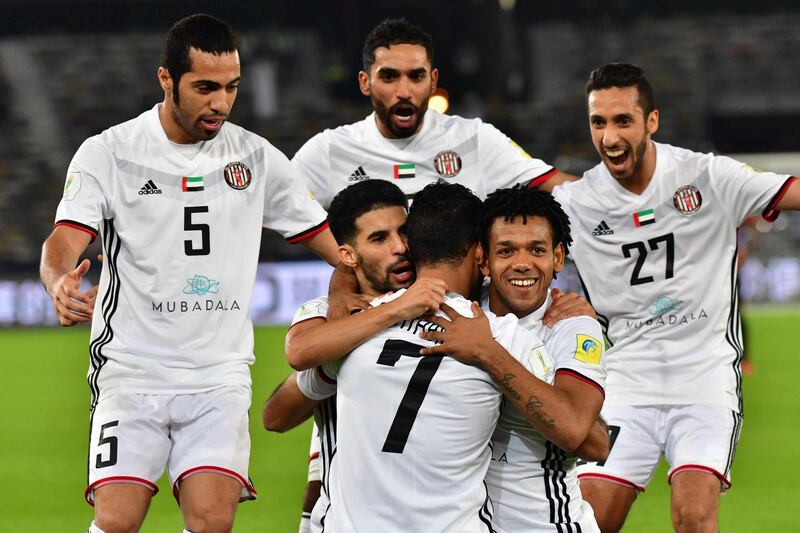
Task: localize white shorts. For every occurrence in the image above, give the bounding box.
[86,385,256,505]
[307,422,321,483]
[577,403,742,492]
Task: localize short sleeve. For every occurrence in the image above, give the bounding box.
[291,297,329,327]
[478,122,556,191]
[292,132,332,209]
[549,316,606,396]
[54,138,113,241]
[262,142,329,243]
[708,155,794,224]
[296,366,337,400]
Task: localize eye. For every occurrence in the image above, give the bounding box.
[226,85,239,93]
[591,117,605,127]
[379,72,397,82]
[496,248,512,256]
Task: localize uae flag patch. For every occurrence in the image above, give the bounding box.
[633,208,655,227]
[182,176,204,192]
[393,163,415,179]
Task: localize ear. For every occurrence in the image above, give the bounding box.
[430,67,439,92]
[338,244,358,269]
[157,66,172,94]
[553,242,565,274]
[478,243,490,277]
[358,71,370,96]
[646,108,659,136]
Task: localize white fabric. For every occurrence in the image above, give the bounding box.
[87,522,106,533]
[55,104,328,400]
[483,290,606,532]
[319,290,545,533]
[578,403,741,491]
[553,142,791,412]
[292,109,555,208]
[307,423,321,483]
[86,386,254,504]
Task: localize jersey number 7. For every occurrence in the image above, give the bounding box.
[377,339,443,454]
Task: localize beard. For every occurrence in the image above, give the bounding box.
[373,97,429,139]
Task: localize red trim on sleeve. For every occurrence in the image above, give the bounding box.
[317,366,337,385]
[578,472,645,492]
[527,168,558,189]
[669,464,732,490]
[555,368,605,398]
[286,220,329,244]
[308,451,320,462]
[762,176,798,222]
[173,465,257,503]
[54,220,98,242]
[85,476,158,506]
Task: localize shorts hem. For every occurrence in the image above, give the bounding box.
[668,464,732,490]
[578,472,645,492]
[85,476,159,506]
[173,465,257,503]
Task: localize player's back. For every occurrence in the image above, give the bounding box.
[324,292,528,532]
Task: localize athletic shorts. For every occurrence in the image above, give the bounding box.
[577,403,742,492]
[307,422,321,483]
[85,385,256,505]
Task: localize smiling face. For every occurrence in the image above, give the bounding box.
[588,85,659,193]
[158,47,241,144]
[359,43,438,139]
[482,216,564,318]
[339,205,414,297]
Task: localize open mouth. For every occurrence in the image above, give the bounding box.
[200,117,225,131]
[391,103,417,128]
[604,147,629,168]
[508,278,538,288]
[389,260,414,284]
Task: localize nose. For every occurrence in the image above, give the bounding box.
[396,76,412,100]
[209,89,230,115]
[603,126,620,147]
[391,233,408,255]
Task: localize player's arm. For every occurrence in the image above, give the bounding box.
[299,227,341,267]
[286,278,447,370]
[775,176,800,210]
[535,170,578,193]
[573,416,610,462]
[326,263,370,320]
[421,302,603,452]
[40,225,96,326]
[263,372,321,432]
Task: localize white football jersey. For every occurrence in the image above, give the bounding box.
[483,291,606,532]
[553,142,795,412]
[292,109,556,208]
[55,105,328,404]
[320,291,546,533]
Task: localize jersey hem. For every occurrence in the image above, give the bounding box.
[555,368,605,398]
[577,472,645,492]
[54,219,98,242]
[173,465,257,503]
[668,464,732,490]
[526,168,558,188]
[317,366,336,384]
[286,220,329,244]
[762,176,797,222]
[85,476,159,506]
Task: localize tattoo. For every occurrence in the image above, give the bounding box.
[525,395,556,430]
[498,373,521,401]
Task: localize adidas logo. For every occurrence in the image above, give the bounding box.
[348,166,369,182]
[139,180,162,195]
[592,220,614,236]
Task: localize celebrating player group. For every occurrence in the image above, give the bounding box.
[40,12,799,533]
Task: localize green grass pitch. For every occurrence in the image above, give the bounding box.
[0,306,797,531]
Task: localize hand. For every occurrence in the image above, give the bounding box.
[542,288,596,328]
[385,278,447,321]
[419,302,498,367]
[50,259,95,327]
[326,292,370,320]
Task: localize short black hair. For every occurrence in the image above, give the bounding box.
[362,18,434,72]
[406,182,482,268]
[328,180,408,245]
[161,14,238,102]
[479,185,572,253]
[586,63,656,118]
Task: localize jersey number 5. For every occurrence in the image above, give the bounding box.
[621,233,674,286]
[184,206,210,256]
[377,339,443,454]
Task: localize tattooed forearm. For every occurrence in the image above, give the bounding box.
[499,373,522,401]
[525,395,556,429]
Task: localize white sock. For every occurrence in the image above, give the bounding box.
[298,515,311,533]
[87,522,106,533]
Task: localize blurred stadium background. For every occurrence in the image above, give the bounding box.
[0,0,798,531]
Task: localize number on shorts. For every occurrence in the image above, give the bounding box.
[377,339,443,454]
[596,424,621,467]
[95,420,119,468]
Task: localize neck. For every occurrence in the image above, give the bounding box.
[158,100,195,145]
[416,263,474,298]
[622,139,657,195]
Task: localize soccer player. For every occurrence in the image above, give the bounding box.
[292,17,575,210]
[39,14,339,533]
[421,186,608,532]
[553,63,800,533]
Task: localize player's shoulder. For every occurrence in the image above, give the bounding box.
[291,295,329,325]
[440,293,477,319]
[93,107,152,152]
[319,114,375,142]
[549,314,603,340]
[427,109,484,135]
[220,120,272,151]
